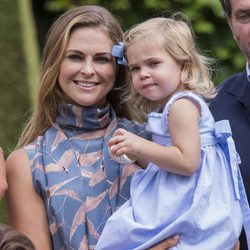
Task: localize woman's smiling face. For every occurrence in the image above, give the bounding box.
[58,26,117,107]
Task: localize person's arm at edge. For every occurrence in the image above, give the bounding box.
[0,147,8,198]
[233,240,240,250]
[6,148,52,250]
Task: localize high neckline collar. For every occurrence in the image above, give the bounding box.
[56,102,112,131]
[246,63,250,83]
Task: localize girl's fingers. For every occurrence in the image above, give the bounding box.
[114,128,126,136]
[108,135,125,146]
[110,144,123,154]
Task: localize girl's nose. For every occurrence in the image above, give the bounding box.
[139,68,150,79]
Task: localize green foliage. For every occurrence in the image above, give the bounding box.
[44,0,245,84]
[19,0,40,104]
[0,0,38,222]
[0,0,31,156]
[0,198,6,224]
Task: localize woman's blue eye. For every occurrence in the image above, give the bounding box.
[95,57,110,63]
[67,54,82,60]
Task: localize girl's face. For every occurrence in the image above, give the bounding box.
[126,40,182,107]
[58,26,116,107]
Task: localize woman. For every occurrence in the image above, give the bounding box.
[6,5,179,250]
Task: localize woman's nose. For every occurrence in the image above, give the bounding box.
[80,61,95,76]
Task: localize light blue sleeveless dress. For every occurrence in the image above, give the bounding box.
[96,91,250,250]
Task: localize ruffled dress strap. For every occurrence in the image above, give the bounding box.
[162,91,204,129]
[146,91,204,136]
[164,91,204,115]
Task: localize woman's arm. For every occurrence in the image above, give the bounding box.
[233,240,240,250]
[6,148,52,250]
[0,147,8,198]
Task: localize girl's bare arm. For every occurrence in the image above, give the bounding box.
[109,98,200,176]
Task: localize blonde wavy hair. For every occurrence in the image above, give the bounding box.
[17,5,129,148]
[123,13,216,120]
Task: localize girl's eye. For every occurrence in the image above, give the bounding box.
[129,66,139,72]
[149,61,160,67]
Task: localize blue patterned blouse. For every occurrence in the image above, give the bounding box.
[24,102,149,250]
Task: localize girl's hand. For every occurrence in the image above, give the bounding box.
[108,128,145,158]
[0,147,8,198]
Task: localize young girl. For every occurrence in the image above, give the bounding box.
[95,14,250,249]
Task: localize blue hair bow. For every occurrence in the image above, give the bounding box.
[112,42,128,66]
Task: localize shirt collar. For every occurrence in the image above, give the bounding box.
[246,63,250,82]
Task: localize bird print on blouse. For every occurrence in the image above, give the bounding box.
[24,102,148,250]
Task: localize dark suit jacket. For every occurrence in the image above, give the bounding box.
[210,70,250,250]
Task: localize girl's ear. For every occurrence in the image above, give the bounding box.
[181,62,185,71]
[180,60,190,76]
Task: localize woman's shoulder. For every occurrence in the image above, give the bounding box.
[6,148,30,177]
[7,136,45,171]
[7,148,28,164]
[23,135,45,156]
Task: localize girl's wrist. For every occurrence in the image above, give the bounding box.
[124,154,137,162]
[110,152,137,164]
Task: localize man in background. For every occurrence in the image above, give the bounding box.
[210,0,250,249]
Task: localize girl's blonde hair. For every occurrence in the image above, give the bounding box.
[123,13,216,119]
[17,5,129,148]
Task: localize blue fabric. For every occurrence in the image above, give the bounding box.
[111,42,128,65]
[246,63,250,83]
[24,102,149,250]
[96,91,250,250]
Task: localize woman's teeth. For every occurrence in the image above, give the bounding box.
[77,82,96,87]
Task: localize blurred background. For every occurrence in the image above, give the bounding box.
[0,0,245,223]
